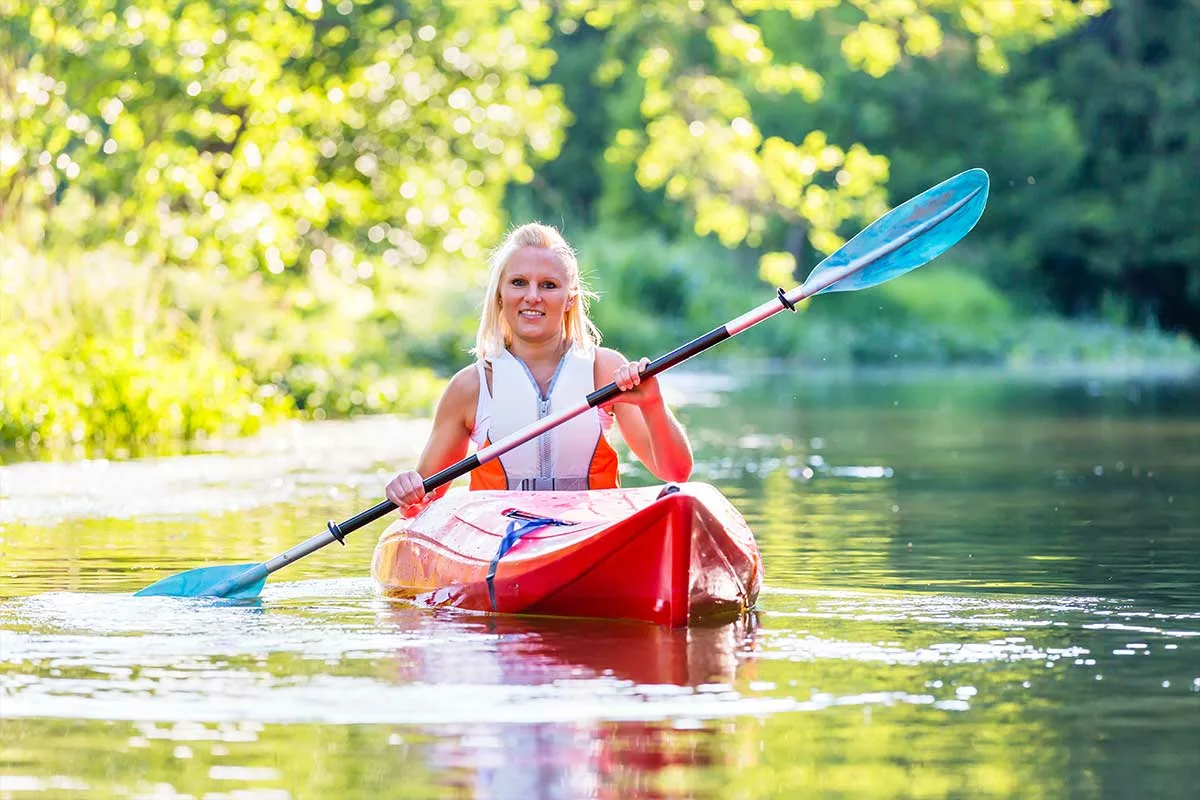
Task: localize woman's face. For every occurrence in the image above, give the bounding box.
[499,246,574,347]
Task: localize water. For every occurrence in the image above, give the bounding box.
[2,368,1198,798]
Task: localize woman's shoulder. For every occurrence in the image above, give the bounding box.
[436,362,482,413]
[593,347,625,370]
[445,362,482,397]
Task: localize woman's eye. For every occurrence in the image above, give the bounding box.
[540,281,557,289]
[511,278,526,287]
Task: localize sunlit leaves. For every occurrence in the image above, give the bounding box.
[758,250,797,287]
[841,22,902,77]
[564,0,1103,256]
[1,0,1108,279]
[0,0,563,287]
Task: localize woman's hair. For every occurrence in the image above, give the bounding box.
[472,223,600,361]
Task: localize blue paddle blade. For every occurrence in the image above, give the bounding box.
[134,563,267,600]
[803,168,990,295]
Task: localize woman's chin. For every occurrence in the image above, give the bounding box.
[511,321,559,342]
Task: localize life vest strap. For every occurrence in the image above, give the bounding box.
[511,476,589,491]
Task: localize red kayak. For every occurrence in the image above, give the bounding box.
[371,482,762,627]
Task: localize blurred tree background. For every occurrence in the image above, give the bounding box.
[1,0,1197,457]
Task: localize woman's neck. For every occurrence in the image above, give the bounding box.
[508,334,568,368]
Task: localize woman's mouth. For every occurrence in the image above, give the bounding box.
[519,309,544,318]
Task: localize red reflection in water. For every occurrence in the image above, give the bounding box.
[378,607,759,798]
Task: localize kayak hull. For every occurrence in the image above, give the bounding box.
[371,483,762,627]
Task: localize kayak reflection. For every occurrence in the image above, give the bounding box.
[427,719,736,800]
[379,604,758,687]
[377,606,760,799]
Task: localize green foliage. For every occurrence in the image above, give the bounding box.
[1008,318,1200,367]
[1018,0,1200,339]
[820,266,1016,364]
[0,240,288,458]
[580,229,752,357]
[579,230,1195,368]
[0,0,557,455]
[547,0,1105,256]
[0,0,564,276]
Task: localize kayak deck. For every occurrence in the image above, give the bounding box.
[371,483,762,627]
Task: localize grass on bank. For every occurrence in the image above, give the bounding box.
[0,240,440,460]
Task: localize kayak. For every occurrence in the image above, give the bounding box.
[371,482,762,627]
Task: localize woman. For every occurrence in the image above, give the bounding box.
[385,223,693,517]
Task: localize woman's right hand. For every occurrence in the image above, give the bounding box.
[385,470,429,518]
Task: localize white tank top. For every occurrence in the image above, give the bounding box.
[471,347,614,491]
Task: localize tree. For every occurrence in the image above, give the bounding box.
[1022,0,1200,337]
[544,0,1107,282]
[0,0,564,282]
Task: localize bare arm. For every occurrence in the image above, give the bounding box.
[595,348,693,483]
[384,365,477,515]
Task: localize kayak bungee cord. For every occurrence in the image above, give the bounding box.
[136,168,990,600]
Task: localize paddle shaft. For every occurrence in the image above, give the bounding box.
[199,175,984,598]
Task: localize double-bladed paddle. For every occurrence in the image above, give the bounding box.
[136,167,990,600]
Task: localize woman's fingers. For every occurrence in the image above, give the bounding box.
[614,358,647,390]
[612,358,655,399]
[385,470,426,509]
[634,357,649,386]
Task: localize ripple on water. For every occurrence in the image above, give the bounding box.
[3,580,1197,727]
[0,579,792,725]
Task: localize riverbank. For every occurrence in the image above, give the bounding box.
[3,238,1196,462]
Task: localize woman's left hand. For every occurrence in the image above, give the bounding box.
[609,357,661,407]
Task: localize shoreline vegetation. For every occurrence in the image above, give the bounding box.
[3,236,1195,462]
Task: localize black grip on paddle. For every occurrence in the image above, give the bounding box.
[323,453,482,545]
[586,326,730,407]
[423,454,481,493]
[331,498,398,540]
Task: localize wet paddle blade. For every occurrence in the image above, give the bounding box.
[134,563,266,600]
[803,168,990,295]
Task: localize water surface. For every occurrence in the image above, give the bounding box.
[2,368,1198,798]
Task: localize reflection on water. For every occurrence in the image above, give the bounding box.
[1,368,1199,797]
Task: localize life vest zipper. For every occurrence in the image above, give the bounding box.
[538,397,551,479]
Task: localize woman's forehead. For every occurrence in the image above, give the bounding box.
[503,246,571,279]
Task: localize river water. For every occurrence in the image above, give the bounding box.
[2,367,1198,798]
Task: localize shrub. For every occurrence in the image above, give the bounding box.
[0,241,288,458]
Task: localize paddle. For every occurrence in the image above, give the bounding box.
[136,167,990,600]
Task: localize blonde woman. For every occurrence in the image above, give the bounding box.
[385,223,693,516]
